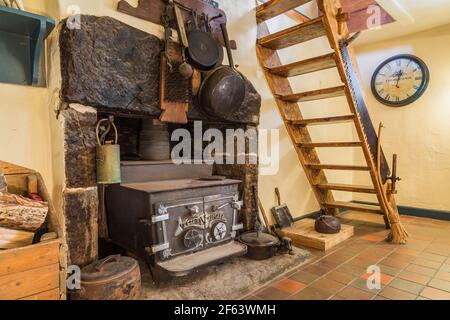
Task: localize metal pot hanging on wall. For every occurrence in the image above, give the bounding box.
[96,117,121,185]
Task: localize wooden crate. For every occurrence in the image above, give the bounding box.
[0,161,66,300]
[280,219,354,251]
[0,240,62,300]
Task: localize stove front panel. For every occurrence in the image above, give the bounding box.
[152,191,240,261]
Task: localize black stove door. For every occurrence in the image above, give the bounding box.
[153,197,206,261]
[203,193,238,248]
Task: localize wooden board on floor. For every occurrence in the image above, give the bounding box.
[280,218,353,251]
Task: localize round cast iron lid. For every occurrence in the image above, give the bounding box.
[240,231,280,247]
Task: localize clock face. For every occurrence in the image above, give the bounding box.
[371,55,430,107]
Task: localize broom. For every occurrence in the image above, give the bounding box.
[376,123,409,244]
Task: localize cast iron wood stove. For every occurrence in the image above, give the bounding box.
[106,161,247,282]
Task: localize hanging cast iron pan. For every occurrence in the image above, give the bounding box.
[186,11,220,71]
[198,23,246,119]
[239,186,280,260]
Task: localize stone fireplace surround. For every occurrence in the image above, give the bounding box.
[56,16,262,267]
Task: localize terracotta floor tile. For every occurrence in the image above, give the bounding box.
[413,257,442,269]
[272,278,307,294]
[420,287,450,300]
[360,234,385,242]
[348,257,374,269]
[373,295,390,300]
[255,287,291,300]
[428,278,450,292]
[357,251,386,261]
[419,252,447,263]
[425,245,450,256]
[395,247,422,257]
[406,264,437,277]
[326,270,355,285]
[388,252,417,262]
[336,264,366,277]
[303,264,333,276]
[389,278,424,295]
[350,278,383,294]
[322,253,353,265]
[440,264,450,273]
[361,272,394,285]
[377,264,403,276]
[310,278,346,293]
[330,295,347,300]
[289,271,320,285]
[379,257,410,269]
[397,270,431,286]
[379,286,417,300]
[337,286,374,300]
[288,286,334,300]
[435,271,450,282]
[416,296,430,300]
[315,260,339,270]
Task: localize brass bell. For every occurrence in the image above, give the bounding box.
[96,117,121,185]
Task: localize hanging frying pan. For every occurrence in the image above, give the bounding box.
[186,10,220,71]
[198,23,246,119]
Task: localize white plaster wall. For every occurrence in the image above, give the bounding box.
[353,24,450,212]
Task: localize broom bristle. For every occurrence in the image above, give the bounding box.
[387,222,409,244]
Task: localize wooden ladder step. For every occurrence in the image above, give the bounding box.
[324,201,383,214]
[279,85,346,102]
[307,164,370,171]
[298,142,362,148]
[290,115,355,126]
[316,183,377,194]
[257,17,326,50]
[269,53,336,77]
[256,0,313,22]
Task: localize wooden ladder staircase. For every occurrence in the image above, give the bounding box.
[256,0,397,225]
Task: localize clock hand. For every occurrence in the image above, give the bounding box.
[395,70,403,88]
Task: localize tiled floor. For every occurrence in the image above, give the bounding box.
[243,211,450,300]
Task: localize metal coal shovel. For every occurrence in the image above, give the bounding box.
[271,187,294,228]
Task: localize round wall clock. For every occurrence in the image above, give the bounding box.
[371,54,430,107]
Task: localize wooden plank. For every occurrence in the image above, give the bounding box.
[318,0,391,218]
[280,219,354,250]
[0,161,34,175]
[307,164,370,171]
[316,183,376,193]
[0,240,60,277]
[324,201,383,214]
[0,227,34,250]
[256,0,313,22]
[269,53,336,77]
[257,21,338,215]
[280,85,346,102]
[291,114,355,125]
[257,17,326,49]
[298,141,362,148]
[19,288,60,300]
[0,263,59,300]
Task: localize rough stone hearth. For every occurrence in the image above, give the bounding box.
[140,247,311,300]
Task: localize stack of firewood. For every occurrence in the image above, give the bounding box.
[0,189,48,250]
